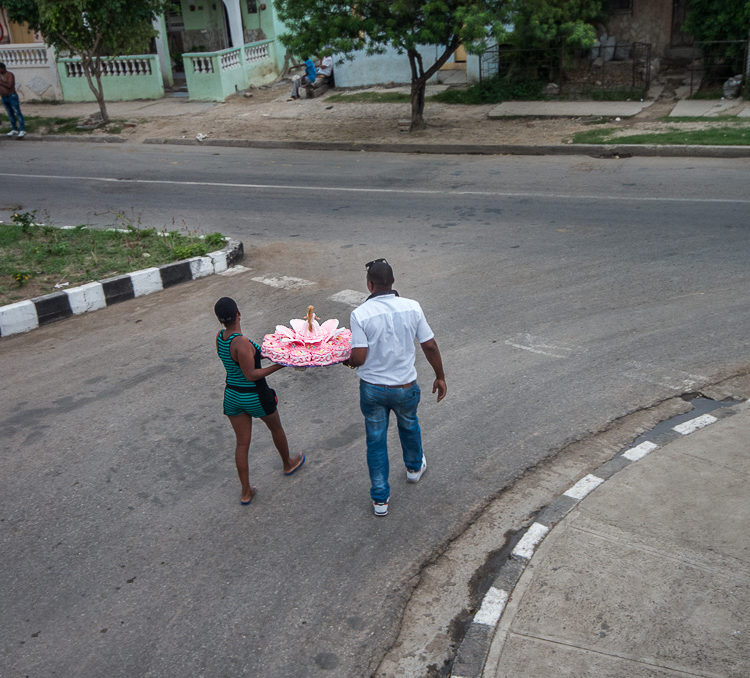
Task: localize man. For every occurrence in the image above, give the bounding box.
[0,63,25,138]
[288,54,333,100]
[346,258,447,516]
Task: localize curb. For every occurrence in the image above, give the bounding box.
[9,133,750,158]
[6,133,126,143]
[143,137,750,158]
[0,238,243,338]
[449,398,748,678]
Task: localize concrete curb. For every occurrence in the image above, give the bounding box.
[0,238,243,338]
[9,133,750,158]
[449,398,748,678]
[12,133,126,144]
[143,137,750,158]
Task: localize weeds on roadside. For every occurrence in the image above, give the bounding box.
[0,213,228,304]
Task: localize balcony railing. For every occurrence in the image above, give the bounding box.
[184,39,277,101]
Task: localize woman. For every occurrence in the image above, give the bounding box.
[214,297,305,505]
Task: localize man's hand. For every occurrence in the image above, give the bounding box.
[432,378,447,403]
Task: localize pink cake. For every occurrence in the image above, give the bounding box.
[261,306,352,367]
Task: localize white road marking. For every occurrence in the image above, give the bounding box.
[622,440,659,461]
[563,474,604,500]
[218,264,249,276]
[473,587,509,627]
[512,522,549,560]
[251,275,314,289]
[673,413,718,435]
[504,333,575,359]
[1,172,749,204]
[329,289,368,306]
[621,361,707,391]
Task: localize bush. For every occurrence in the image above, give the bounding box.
[432,76,545,105]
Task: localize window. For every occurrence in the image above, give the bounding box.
[610,0,633,12]
[247,0,258,12]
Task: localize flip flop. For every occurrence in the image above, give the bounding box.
[283,454,306,476]
[240,487,257,505]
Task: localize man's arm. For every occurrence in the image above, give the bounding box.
[0,72,14,96]
[420,338,446,402]
[345,347,368,368]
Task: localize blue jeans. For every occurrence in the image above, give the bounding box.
[359,380,423,502]
[2,93,24,132]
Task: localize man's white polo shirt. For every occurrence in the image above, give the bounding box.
[350,292,434,386]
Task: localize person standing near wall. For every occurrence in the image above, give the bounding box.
[0,63,25,138]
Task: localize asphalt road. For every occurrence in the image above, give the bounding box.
[2,142,749,677]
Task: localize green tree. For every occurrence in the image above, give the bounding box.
[509,0,603,82]
[3,0,167,123]
[684,0,750,83]
[275,0,512,131]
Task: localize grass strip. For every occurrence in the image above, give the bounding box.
[572,125,750,145]
[1,212,226,304]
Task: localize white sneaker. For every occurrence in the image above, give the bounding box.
[406,455,427,483]
[17,131,25,138]
[373,498,389,516]
[6,130,18,136]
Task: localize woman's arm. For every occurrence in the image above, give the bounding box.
[232,336,284,381]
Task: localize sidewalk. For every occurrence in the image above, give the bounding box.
[452,401,750,678]
[15,82,750,157]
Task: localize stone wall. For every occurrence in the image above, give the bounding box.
[605,1,673,58]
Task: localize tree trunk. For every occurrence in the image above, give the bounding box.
[410,77,427,130]
[406,37,461,132]
[81,54,109,124]
[407,49,426,131]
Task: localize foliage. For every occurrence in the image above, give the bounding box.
[684,0,750,79]
[0,217,227,304]
[572,122,750,145]
[508,0,604,50]
[204,232,228,249]
[275,0,513,130]
[684,0,750,43]
[3,0,167,123]
[432,75,544,103]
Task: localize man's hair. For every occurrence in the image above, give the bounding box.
[0,63,6,70]
[366,259,394,287]
[214,296,239,325]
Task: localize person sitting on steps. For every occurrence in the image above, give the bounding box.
[288,53,333,100]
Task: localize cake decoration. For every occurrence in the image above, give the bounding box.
[261,305,352,367]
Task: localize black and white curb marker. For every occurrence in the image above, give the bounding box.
[450,407,734,678]
[0,239,243,337]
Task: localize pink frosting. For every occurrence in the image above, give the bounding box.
[261,316,352,367]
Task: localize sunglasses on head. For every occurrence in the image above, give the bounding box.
[365,258,388,270]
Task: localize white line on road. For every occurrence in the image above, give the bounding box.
[251,275,314,289]
[504,334,576,358]
[328,289,368,306]
[218,264,249,276]
[1,172,749,204]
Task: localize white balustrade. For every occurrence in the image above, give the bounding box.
[244,43,269,63]
[189,55,215,74]
[0,45,48,66]
[63,56,155,78]
[220,49,241,71]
